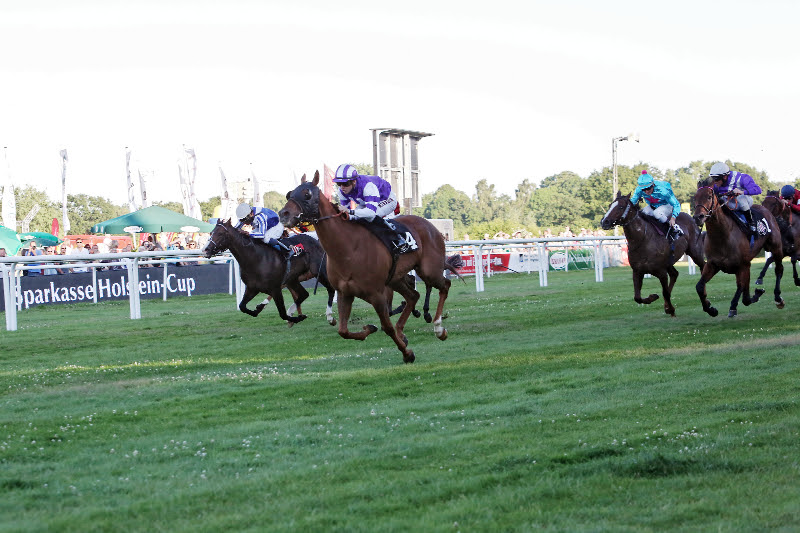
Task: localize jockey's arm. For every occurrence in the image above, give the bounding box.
[249,213,268,239]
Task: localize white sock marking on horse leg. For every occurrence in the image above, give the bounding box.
[434,317,444,336]
[259,297,271,306]
[287,303,297,316]
[326,304,334,324]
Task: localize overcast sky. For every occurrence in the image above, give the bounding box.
[2,0,798,206]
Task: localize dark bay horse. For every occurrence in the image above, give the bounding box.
[202,219,337,326]
[756,191,800,287]
[600,191,706,316]
[279,171,452,363]
[693,179,784,318]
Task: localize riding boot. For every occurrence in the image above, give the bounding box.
[269,238,293,283]
[743,210,757,234]
[378,217,410,253]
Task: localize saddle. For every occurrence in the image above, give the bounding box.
[638,213,682,241]
[723,206,770,237]
[354,218,417,257]
[281,236,306,257]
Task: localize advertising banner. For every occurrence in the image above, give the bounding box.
[1,264,230,312]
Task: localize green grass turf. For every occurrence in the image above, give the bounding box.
[2,264,799,532]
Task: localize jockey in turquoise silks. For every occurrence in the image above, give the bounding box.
[630,170,684,238]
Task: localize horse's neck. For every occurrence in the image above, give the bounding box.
[224,228,268,267]
[314,196,349,251]
[707,208,739,240]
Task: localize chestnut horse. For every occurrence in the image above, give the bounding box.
[202,219,337,326]
[692,179,784,318]
[600,191,706,316]
[756,191,800,288]
[279,171,451,363]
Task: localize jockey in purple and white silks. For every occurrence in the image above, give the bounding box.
[235,203,291,253]
[630,171,684,238]
[333,164,409,252]
[709,162,762,233]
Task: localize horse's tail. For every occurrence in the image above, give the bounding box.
[445,254,466,283]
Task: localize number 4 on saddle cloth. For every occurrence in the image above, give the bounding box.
[353,217,419,257]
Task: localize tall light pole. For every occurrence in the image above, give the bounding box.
[612,132,640,200]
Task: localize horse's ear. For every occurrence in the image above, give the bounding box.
[301,174,307,183]
[286,190,292,200]
[313,170,320,186]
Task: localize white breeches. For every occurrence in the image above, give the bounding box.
[641,203,674,223]
[260,223,285,242]
[726,195,754,212]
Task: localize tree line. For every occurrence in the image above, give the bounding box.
[4,160,796,237]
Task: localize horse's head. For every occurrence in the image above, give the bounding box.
[692,179,719,228]
[761,191,786,219]
[202,219,233,258]
[600,191,634,230]
[280,171,321,228]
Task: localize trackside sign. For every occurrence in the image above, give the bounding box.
[0,265,230,311]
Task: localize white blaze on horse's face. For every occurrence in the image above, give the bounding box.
[602,200,619,226]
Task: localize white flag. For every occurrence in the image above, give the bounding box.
[219,165,234,220]
[60,149,71,234]
[125,147,138,213]
[177,162,191,216]
[2,147,17,230]
[183,146,202,219]
[138,168,149,208]
[251,164,263,208]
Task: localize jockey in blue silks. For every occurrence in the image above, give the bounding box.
[235,203,291,253]
[709,161,762,233]
[630,170,684,238]
[333,164,409,252]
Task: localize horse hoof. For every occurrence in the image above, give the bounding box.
[403,351,415,364]
[437,329,448,341]
[297,314,307,322]
[424,313,433,323]
[755,278,763,286]
[795,279,800,287]
[412,309,422,318]
[776,298,785,309]
[287,321,295,329]
[754,288,765,300]
[365,324,379,334]
[329,318,337,326]
[665,308,675,317]
[728,309,737,318]
[708,307,719,317]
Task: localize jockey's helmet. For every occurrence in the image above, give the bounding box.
[709,162,731,180]
[333,164,358,183]
[637,171,654,188]
[236,203,253,219]
[780,184,796,200]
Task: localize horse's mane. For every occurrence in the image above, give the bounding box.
[697,177,715,188]
[766,190,779,196]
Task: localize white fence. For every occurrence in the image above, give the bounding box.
[1,236,699,331]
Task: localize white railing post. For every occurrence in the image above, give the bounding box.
[474,245,484,292]
[2,264,18,331]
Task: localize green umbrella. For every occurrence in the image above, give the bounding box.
[0,225,23,255]
[91,206,214,234]
[17,231,63,247]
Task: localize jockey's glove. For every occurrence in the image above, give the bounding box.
[349,209,357,219]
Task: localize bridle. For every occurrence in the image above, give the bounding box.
[286,185,345,225]
[694,186,721,219]
[606,198,636,227]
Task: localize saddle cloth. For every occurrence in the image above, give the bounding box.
[726,207,771,236]
[281,236,307,257]
[355,218,417,256]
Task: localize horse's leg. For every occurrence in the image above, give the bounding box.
[425,275,451,341]
[696,263,720,317]
[271,288,307,324]
[793,256,800,287]
[239,287,265,317]
[325,286,337,326]
[284,282,309,328]
[389,278,420,345]
[659,266,678,316]
[755,255,773,286]
[370,299,416,363]
[632,269,659,305]
[336,293,379,341]
[422,284,433,323]
[772,254,785,308]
